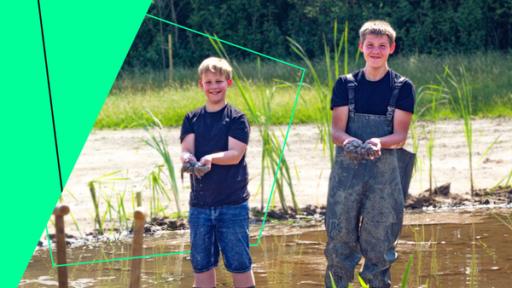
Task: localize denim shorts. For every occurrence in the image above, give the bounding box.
[188,201,252,273]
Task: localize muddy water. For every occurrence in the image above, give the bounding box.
[22,211,512,287]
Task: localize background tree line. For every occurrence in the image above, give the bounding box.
[122,0,512,71]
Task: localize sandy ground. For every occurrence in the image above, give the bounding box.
[58,118,512,233]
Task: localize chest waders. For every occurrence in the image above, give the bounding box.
[324,71,415,288]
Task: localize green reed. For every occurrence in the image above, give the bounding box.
[88,181,102,234]
[356,273,370,288]
[408,224,441,287]
[87,171,129,235]
[329,256,414,288]
[428,226,440,287]
[493,168,512,189]
[147,166,172,219]
[426,92,437,195]
[288,19,351,165]
[411,225,425,287]
[493,213,512,231]
[61,190,83,237]
[144,111,182,217]
[440,66,475,197]
[400,255,414,288]
[423,84,448,195]
[469,223,478,287]
[409,87,426,189]
[209,37,298,213]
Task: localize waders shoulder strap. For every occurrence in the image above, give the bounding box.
[343,72,360,117]
[386,70,408,120]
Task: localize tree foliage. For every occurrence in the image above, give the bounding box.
[121,0,512,71]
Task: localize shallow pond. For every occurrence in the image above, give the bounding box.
[22,210,512,287]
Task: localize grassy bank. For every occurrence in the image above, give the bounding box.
[96,52,512,128]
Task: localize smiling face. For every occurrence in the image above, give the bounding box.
[198,70,233,106]
[359,34,396,70]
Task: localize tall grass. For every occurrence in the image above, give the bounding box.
[411,225,425,287]
[400,255,414,288]
[439,66,475,196]
[428,226,440,287]
[147,166,174,219]
[144,111,181,216]
[87,171,129,235]
[423,84,448,195]
[288,20,351,164]
[426,93,437,196]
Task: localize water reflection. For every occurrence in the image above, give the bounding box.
[22,211,512,287]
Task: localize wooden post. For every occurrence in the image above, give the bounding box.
[129,208,146,288]
[53,205,70,288]
[168,33,173,82]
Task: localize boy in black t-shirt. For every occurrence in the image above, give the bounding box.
[325,21,416,288]
[180,57,255,288]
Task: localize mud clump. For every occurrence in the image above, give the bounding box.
[38,233,78,247]
[140,217,188,235]
[405,183,512,209]
[343,141,378,162]
[474,185,512,204]
[250,205,326,223]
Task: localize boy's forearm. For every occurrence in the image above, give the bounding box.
[377,132,408,149]
[180,134,195,162]
[332,129,359,146]
[205,150,244,165]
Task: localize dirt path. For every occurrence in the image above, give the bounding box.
[60,118,512,233]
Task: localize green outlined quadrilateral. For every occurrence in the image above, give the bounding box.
[47,14,306,268]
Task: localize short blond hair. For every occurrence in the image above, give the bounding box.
[359,20,396,45]
[197,57,233,80]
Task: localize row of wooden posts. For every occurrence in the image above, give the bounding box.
[52,205,146,288]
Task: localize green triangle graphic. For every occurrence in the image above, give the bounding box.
[40,0,151,187]
[0,1,62,287]
[0,1,150,286]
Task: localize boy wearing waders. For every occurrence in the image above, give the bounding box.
[325,20,416,288]
[180,57,255,288]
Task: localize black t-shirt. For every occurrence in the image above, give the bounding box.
[330,70,415,114]
[180,104,250,208]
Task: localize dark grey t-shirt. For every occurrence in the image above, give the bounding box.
[180,104,250,208]
[331,70,415,114]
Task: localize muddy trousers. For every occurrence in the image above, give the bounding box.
[325,149,404,288]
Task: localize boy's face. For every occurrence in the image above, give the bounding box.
[198,70,233,105]
[359,34,396,70]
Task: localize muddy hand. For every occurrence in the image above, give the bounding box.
[193,165,210,178]
[343,139,365,162]
[181,152,197,164]
[197,155,212,177]
[181,160,210,178]
[365,138,382,160]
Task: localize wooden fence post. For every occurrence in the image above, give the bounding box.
[53,205,70,288]
[129,208,146,288]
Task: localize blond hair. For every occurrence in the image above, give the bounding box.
[197,57,233,80]
[359,20,396,45]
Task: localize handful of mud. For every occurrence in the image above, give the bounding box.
[343,141,379,162]
[181,161,210,180]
